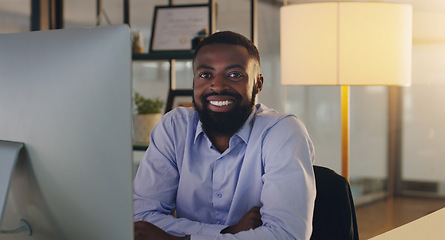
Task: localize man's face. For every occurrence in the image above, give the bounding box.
[192,43,263,136]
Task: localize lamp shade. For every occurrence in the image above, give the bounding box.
[280,2,412,86]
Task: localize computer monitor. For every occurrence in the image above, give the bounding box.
[0,25,134,239]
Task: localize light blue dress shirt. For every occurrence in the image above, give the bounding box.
[133,104,316,240]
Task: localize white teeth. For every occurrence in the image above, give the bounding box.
[209,100,233,106]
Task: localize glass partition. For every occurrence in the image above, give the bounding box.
[401,43,445,197]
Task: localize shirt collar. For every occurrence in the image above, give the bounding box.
[195,120,205,144]
[194,105,259,144]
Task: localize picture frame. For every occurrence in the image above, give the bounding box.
[150,4,209,52]
[174,96,193,109]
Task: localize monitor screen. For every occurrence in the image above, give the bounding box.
[0,25,133,240]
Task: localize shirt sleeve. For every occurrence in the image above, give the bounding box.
[258,115,316,239]
[133,114,227,237]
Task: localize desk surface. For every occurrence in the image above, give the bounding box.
[370,207,445,239]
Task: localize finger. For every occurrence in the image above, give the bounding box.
[250,209,262,218]
[247,206,261,216]
[256,218,263,226]
[250,206,261,212]
[248,221,262,230]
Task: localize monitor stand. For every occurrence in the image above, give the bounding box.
[0,140,32,236]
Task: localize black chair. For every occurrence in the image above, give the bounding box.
[310,166,359,240]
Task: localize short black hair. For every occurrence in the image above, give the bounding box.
[193,31,260,66]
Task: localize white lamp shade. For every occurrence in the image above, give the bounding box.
[280,2,412,86]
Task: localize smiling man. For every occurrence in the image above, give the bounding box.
[133,31,316,240]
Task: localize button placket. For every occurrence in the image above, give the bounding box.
[212,155,227,224]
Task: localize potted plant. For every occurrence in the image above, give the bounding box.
[132,92,164,145]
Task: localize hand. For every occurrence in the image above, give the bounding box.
[134,221,183,240]
[221,206,263,234]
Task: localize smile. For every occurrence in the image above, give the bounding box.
[209,100,233,106]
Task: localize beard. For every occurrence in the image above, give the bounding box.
[194,90,256,137]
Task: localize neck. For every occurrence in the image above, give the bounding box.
[208,133,232,153]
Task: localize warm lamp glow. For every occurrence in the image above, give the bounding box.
[280,2,412,86]
[280,2,413,179]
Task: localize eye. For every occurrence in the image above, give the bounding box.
[227,72,244,81]
[197,72,213,79]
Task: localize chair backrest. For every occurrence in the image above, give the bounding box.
[311,166,359,240]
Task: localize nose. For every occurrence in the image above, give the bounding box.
[210,74,228,92]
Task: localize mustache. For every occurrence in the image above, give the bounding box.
[201,90,242,102]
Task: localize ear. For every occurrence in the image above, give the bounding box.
[254,74,264,94]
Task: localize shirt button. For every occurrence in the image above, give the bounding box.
[216,192,222,198]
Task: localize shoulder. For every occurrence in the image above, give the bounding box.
[255,104,315,164]
[251,104,311,149]
[154,107,199,137]
[162,107,198,124]
[253,104,305,131]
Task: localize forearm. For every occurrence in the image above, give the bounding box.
[134,221,185,240]
[134,207,227,237]
[135,187,312,240]
[134,209,295,240]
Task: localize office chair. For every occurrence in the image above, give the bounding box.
[311,165,359,240]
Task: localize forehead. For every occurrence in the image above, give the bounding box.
[193,43,253,68]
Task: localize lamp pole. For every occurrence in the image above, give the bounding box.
[341,85,350,180]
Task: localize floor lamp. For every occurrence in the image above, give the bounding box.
[280,2,412,180]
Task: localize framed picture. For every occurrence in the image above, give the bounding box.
[174,96,193,109]
[150,4,209,52]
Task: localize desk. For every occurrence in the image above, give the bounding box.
[370,207,445,239]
